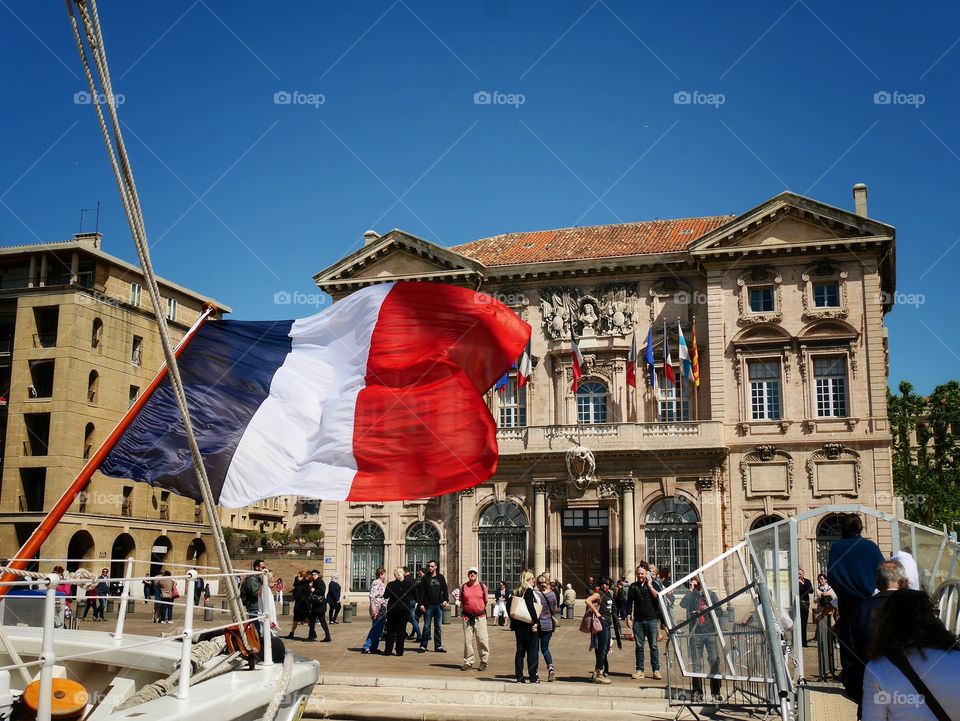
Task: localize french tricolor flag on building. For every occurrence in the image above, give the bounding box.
[100,282,530,506]
[569,316,584,393]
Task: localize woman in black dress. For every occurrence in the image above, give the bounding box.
[286,571,311,640]
[511,570,540,683]
[381,567,409,656]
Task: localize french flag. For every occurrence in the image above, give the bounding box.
[626,331,637,388]
[517,344,533,388]
[100,282,530,506]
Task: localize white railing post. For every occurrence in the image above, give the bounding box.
[176,570,197,699]
[260,569,273,667]
[37,573,58,721]
[114,557,135,640]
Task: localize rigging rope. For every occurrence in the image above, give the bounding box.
[64,0,244,628]
[0,567,95,588]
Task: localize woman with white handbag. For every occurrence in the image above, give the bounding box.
[509,570,543,683]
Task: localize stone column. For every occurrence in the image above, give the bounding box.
[532,482,547,573]
[620,479,636,578]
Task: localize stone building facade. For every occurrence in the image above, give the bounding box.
[313,187,896,598]
[0,232,229,577]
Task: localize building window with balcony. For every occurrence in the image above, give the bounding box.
[350,522,385,592]
[32,306,59,348]
[814,356,847,417]
[167,297,178,322]
[655,371,689,421]
[577,381,608,424]
[499,375,526,427]
[131,336,143,366]
[478,501,527,588]
[29,360,55,399]
[748,360,781,420]
[130,283,142,307]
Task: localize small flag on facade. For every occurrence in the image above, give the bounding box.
[678,320,694,383]
[644,327,656,390]
[663,321,676,384]
[626,331,638,388]
[570,316,584,393]
[517,345,533,388]
[691,321,700,387]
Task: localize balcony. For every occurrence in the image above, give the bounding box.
[496,421,725,456]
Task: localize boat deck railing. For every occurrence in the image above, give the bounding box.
[0,558,274,721]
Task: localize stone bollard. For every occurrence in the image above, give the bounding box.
[106,599,115,615]
[441,606,452,625]
[342,604,354,623]
[565,604,574,619]
[282,601,291,616]
[127,599,135,614]
[204,603,214,622]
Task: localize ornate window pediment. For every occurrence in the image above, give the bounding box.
[740,445,794,497]
[801,261,848,320]
[807,443,861,497]
[737,266,782,325]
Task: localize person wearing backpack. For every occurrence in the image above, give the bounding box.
[458,566,489,671]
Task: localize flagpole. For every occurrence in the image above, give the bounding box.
[0,306,215,596]
[678,316,685,423]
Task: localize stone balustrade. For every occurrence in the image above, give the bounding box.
[496,421,725,455]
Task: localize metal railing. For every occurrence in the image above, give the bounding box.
[0,558,275,721]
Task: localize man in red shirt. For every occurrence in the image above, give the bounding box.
[459,566,490,671]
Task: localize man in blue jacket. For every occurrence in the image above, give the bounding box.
[826,514,884,711]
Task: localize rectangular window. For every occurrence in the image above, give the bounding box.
[24,413,51,456]
[655,371,689,421]
[748,286,775,313]
[562,508,608,528]
[813,281,840,308]
[498,375,527,427]
[814,356,848,417]
[576,382,608,424]
[128,385,139,407]
[748,360,782,420]
[131,335,143,366]
[122,486,133,517]
[130,283,142,307]
[166,297,178,322]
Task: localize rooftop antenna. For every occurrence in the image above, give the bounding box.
[79,201,101,233]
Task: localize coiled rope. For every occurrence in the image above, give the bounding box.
[0,567,96,589]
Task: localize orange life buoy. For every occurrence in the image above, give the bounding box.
[22,678,89,719]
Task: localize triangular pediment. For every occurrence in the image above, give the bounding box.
[689,192,894,256]
[313,229,485,294]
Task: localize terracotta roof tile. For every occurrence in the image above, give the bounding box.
[451,215,735,266]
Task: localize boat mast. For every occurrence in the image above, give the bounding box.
[65,0,245,624]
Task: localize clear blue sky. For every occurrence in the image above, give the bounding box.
[1,1,958,394]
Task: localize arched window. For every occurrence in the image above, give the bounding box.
[405,521,440,574]
[87,370,99,404]
[83,422,95,459]
[645,497,699,581]
[91,318,103,349]
[478,502,527,586]
[816,514,844,575]
[351,522,385,592]
[576,381,608,424]
[750,514,783,531]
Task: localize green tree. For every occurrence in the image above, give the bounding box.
[889,380,960,531]
[304,530,324,549]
